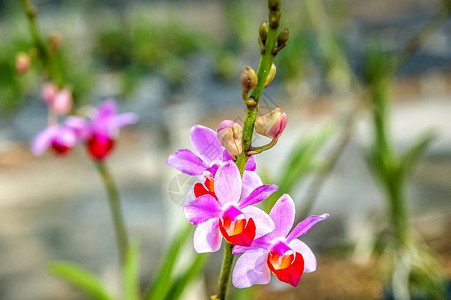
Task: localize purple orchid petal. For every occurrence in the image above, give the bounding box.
[232,250,270,288]
[109,112,138,134]
[221,205,245,221]
[232,237,272,254]
[94,99,117,123]
[65,116,91,140]
[244,155,256,171]
[288,239,317,273]
[54,127,77,147]
[240,171,263,201]
[190,125,223,164]
[241,206,275,238]
[222,149,232,161]
[193,218,222,253]
[183,194,222,225]
[214,161,242,206]
[167,149,209,176]
[285,213,330,243]
[31,126,58,155]
[267,194,296,239]
[205,164,220,176]
[238,184,278,209]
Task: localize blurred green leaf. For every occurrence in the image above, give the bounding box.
[400,132,435,177]
[124,243,140,300]
[146,223,193,300]
[49,262,113,300]
[165,253,209,300]
[264,124,335,211]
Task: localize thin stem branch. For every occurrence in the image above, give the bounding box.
[20,0,49,62]
[246,137,278,155]
[94,160,129,268]
[20,0,61,84]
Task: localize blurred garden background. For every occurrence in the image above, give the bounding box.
[0,0,450,299]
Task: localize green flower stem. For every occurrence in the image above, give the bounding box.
[94,160,129,268]
[214,2,282,300]
[213,242,235,300]
[21,0,49,61]
[246,137,278,155]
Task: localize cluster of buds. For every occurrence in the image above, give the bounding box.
[42,83,73,115]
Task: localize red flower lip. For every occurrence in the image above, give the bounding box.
[87,136,115,160]
[219,215,256,247]
[267,250,304,287]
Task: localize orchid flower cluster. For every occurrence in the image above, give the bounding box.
[167,123,329,288]
[32,83,137,161]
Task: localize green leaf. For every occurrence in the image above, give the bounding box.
[146,223,193,300]
[49,262,114,300]
[165,253,210,300]
[400,132,435,177]
[264,124,334,211]
[124,243,140,300]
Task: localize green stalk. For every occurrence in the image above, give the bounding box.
[94,161,129,268]
[20,0,60,84]
[212,242,235,300]
[235,3,280,175]
[20,0,49,61]
[214,1,282,299]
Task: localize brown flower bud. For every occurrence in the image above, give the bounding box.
[259,22,269,44]
[255,108,287,139]
[217,120,243,156]
[240,66,258,91]
[277,28,289,46]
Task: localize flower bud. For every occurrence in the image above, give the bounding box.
[240,66,258,91]
[42,83,58,105]
[217,120,243,156]
[255,108,287,139]
[277,28,289,46]
[51,88,72,115]
[48,33,62,53]
[265,64,276,87]
[259,22,269,44]
[15,52,31,74]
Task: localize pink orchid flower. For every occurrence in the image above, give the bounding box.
[69,100,138,160]
[31,122,78,156]
[232,194,329,288]
[183,161,278,253]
